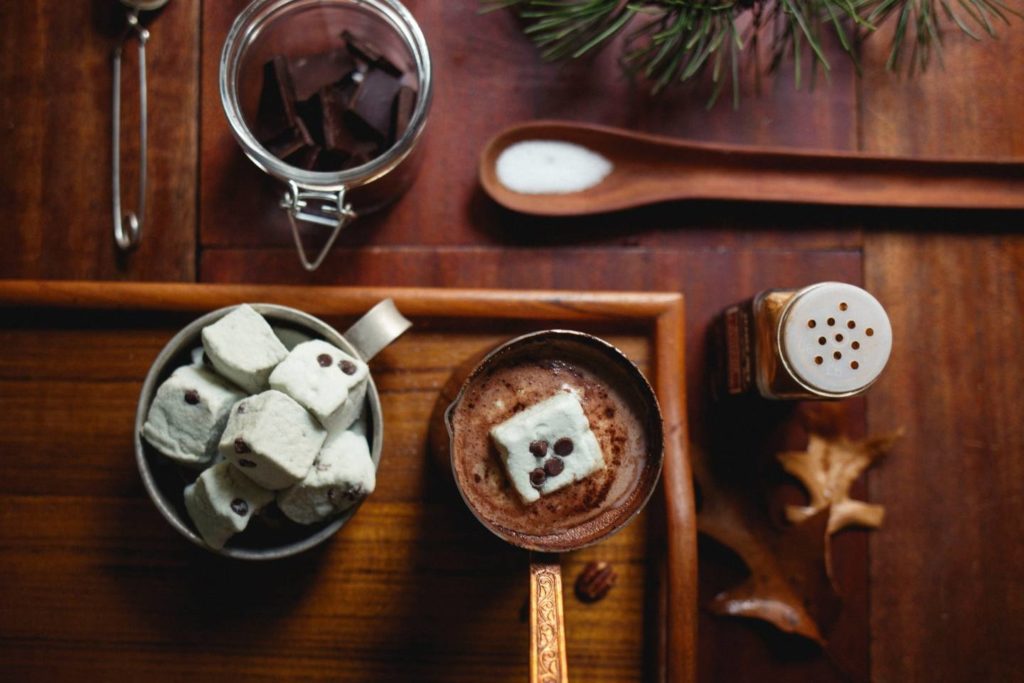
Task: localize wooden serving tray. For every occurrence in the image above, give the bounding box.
[0,281,695,683]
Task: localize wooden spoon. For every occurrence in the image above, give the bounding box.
[479,120,1024,215]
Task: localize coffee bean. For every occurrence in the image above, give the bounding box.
[529,468,546,487]
[529,440,549,458]
[554,438,574,456]
[339,359,357,375]
[544,458,565,477]
[234,437,251,454]
[237,458,257,468]
[230,498,249,516]
[184,389,200,405]
[317,353,333,367]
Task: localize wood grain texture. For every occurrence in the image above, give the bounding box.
[0,281,693,683]
[859,28,1024,683]
[0,0,199,280]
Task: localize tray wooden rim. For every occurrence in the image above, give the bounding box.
[0,279,696,683]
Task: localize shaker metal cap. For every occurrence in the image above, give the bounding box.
[780,282,893,396]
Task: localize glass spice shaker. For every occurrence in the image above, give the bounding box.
[711,282,893,400]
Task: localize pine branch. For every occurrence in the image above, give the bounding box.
[481,0,1021,103]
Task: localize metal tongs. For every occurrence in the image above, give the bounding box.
[112,0,169,251]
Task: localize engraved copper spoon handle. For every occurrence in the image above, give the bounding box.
[530,557,568,683]
[479,120,1024,215]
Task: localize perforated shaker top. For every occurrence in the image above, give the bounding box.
[781,282,893,395]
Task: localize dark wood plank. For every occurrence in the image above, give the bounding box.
[859,28,1024,683]
[199,2,861,253]
[0,0,199,280]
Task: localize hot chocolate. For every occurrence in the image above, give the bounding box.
[449,334,661,550]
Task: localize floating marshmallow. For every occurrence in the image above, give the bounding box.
[184,461,275,549]
[277,430,376,524]
[142,365,246,469]
[490,391,605,504]
[218,390,326,490]
[202,304,288,393]
[268,339,369,424]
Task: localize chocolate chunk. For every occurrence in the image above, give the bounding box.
[234,437,251,454]
[345,69,403,143]
[347,140,380,168]
[237,458,257,468]
[575,561,618,603]
[341,30,403,77]
[391,86,416,141]
[295,95,326,147]
[544,458,565,477]
[317,353,333,367]
[313,148,351,172]
[256,56,299,141]
[529,468,546,487]
[284,144,321,171]
[265,118,314,160]
[230,498,249,516]
[320,80,360,152]
[183,389,200,405]
[529,440,548,458]
[290,49,358,101]
[554,438,574,456]
[339,359,357,375]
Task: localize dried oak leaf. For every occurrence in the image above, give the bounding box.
[696,450,842,644]
[778,429,903,534]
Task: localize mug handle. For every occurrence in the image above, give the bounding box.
[530,556,568,683]
[343,298,412,362]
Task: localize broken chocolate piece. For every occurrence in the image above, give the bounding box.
[345,69,403,144]
[265,117,314,160]
[284,144,321,171]
[256,56,299,141]
[313,148,352,172]
[341,29,403,77]
[289,48,357,101]
[391,85,416,141]
[320,80,361,152]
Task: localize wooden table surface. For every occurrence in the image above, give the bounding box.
[1,1,1022,681]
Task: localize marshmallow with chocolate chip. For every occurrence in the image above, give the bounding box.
[218,390,326,490]
[490,390,605,504]
[277,429,376,524]
[184,461,275,549]
[268,339,369,424]
[142,365,246,469]
[201,304,288,393]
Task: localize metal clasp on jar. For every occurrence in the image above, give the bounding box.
[279,181,358,272]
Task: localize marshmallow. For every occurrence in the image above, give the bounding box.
[323,376,368,434]
[142,365,246,469]
[269,339,369,424]
[202,305,288,393]
[184,461,274,549]
[490,391,605,504]
[218,390,326,490]
[277,430,376,524]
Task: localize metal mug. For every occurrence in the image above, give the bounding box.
[433,330,664,683]
[135,299,411,560]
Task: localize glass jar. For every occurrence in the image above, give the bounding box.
[220,0,432,270]
[711,282,894,400]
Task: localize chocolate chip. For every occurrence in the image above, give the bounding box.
[237,458,257,468]
[529,440,548,458]
[183,389,200,405]
[234,438,251,454]
[317,353,333,367]
[230,498,249,516]
[554,438,574,456]
[339,360,357,375]
[236,402,246,414]
[544,458,565,477]
[529,468,546,487]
